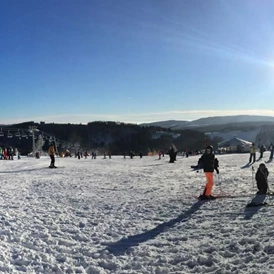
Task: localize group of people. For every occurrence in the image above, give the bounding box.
[249,143,274,163]
[0,146,18,160]
[47,141,271,197]
[198,144,270,200]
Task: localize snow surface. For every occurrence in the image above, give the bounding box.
[0,153,274,273]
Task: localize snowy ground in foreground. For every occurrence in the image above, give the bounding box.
[0,152,274,273]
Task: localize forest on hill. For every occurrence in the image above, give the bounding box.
[0,121,221,155]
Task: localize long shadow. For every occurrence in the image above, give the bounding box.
[241,163,252,169]
[244,194,266,220]
[105,200,204,256]
[0,167,62,174]
[145,163,165,167]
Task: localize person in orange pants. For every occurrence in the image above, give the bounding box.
[204,172,214,196]
[199,145,217,200]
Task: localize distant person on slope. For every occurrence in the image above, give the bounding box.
[249,143,256,164]
[199,145,216,200]
[256,163,269,194]
[48,143,56,168]
[259,144,266,159]
[169,147,176,163]
[268,143,274,161]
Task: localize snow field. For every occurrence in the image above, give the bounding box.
[0,152,273,273]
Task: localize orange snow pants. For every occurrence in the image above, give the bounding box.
[204,172,214,196]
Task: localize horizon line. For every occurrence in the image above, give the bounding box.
[1,109,274,125]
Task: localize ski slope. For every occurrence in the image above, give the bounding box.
[0,152,273,273]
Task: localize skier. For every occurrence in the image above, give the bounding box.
[199,145,217,200]
[249,143,256,163]
[255,163,269,194]
[48,143,56,168]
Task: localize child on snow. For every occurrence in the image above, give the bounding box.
[199,145,219,200]
[256,163,269,195]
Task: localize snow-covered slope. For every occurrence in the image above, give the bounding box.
[140,115,274,129]
[0,153,273,273]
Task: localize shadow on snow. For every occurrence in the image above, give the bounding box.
[241,163,253,169]
[0,167,64,174]
[244,194,267,220]
[105,200,204,256]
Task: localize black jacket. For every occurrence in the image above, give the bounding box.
[201,152,215,172]
[256,168,269,192]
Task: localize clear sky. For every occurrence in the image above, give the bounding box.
[1,0,274,124]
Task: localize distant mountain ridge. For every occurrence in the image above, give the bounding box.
[141,120,189,128]
[140,115,274,129]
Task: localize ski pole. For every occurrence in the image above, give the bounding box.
[252,166,255,193]
[218,174,223,194]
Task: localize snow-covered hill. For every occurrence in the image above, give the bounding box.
[140,115,274,129]
[205,129,260,143]
[0,153,274,273]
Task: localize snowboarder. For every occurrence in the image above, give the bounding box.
[249,143,256,163]
[48,143,56,168]
[199,145,216,200]
[255,163,269,194]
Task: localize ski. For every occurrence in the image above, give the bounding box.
[197,194,249,201]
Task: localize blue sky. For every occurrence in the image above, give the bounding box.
[1,0,274,124]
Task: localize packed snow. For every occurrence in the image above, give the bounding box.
[0,152,274,273]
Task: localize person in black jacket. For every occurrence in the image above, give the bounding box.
[269,143,274,161]
[256,163,269,194]
[199,145,217,200]
[259,144,266,159]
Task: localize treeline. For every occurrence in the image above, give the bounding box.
[1,121,220,155]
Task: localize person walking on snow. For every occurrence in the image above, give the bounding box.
[48,143,56,168]
[259,144,266,159]
[249,143,256,163]
[255,163,269,194]
[199,145,218,200]
[269,143,274,161]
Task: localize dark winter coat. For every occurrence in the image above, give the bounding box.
[200,152,215,173]
[256,168,269,194]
